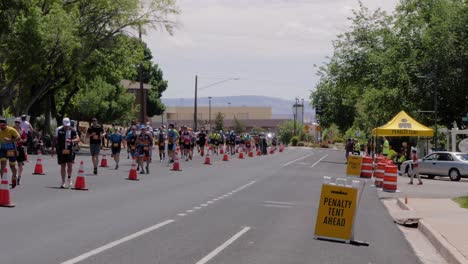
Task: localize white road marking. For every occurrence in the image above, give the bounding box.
[262,204,292,208]
[194,207,202,210]
[311,154,329,168]
[195,227,251,264]
[201,204,208,207]
[178,214,187,216]
[186,210,194,213]
[264,201,296,205]
[282,153,315,167]
[61,220,174,264]
[207,201,214,204]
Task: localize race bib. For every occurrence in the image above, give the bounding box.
[143,146,149,151]
[93,135,99,140]
[113,143,119,147]
[6,150,15,157]
[159,142,164,146]
[62,149,71,155]
[131,146,136,150]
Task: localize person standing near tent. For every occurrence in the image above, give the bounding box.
[382,136,390,158]
[409,149,423,185]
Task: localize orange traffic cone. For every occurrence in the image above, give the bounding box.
[127,158,139,181]
[269,148,275,154]
[0,168,15,207]
[238,150,244,159]
[171,153,182,171]
[257,150,262,156]
[223,153,229,161]
[204,152,212,165]
[74,161,88,190]
[248,151,254,157]
[32,150,45,175]
[100,154,108,167]
[279,146,284,152]
[220,148,224,155]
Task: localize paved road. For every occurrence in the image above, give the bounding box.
[1,147,421,264]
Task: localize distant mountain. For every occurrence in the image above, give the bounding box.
[162,95,316,122]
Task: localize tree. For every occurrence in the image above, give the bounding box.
[131,45,168,117]
[311,0,467,136]
[214,112,224,131]
[278,120,304,145]
[233,116,246,133]
[0,0,179,125]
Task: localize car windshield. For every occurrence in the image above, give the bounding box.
[455,154,468,161]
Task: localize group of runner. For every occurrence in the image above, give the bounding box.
[0,116,280,188]
[0,116,33,188]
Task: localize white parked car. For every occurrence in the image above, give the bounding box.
[401,151,468,181]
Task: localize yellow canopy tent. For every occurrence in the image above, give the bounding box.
[372,110,434,137]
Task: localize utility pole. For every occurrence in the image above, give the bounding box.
[194,75,198,131]
[208,96,212,131]
[301,98,305,125]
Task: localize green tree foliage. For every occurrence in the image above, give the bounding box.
[0,0,179,124]
[233,116,246,133]
[131,45,168,117]
[214,112,224,131]
[278,120,304,145]
[311,0,467,135]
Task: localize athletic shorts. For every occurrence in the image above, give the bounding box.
[57,152,75,165]
[136,146,150,158]
[0,148,17,163]
[168,143,175,151]
[158,143,165,151]
[16,147,26,163]
[183,144,191,150]
[198,141,206,147]
[90,144,101,156]
[111,146,121,156]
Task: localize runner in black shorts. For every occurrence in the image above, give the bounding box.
[109,129,123,169]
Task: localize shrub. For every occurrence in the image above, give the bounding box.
[291,136,300,146]
[297,141,305,147]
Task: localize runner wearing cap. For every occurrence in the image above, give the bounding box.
[13,118,27,186]
[109,128,123,169]
[86,117,103,175]
[125,126,138,160]
[0,117,21,188]
[52,118,80,188]
[136,125,153,174]
[167,124,179,163]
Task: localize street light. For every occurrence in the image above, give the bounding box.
[208,96,212,131]
[417,66,439,150]
[193,76,239,131]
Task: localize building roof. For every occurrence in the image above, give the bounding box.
[120,79,151,90]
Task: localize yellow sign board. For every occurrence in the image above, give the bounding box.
[346,155,362,177]
[314,184,358,241]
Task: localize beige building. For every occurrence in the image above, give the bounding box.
[150,106,286,132]
[164,106,272,121]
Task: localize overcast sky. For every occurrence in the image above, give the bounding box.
[145,0,397,100]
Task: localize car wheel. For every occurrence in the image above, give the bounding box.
[449,169,461,181]
[427,175,435,179]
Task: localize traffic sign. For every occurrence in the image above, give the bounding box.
[346,155,363,177]
[314,184,358,242]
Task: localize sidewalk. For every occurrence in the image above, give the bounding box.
[397,198,468,264]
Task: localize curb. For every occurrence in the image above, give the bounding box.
[418,220,468,264]
[397,198,412,211]
[397,199,467,264]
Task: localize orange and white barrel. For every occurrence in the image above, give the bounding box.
[374,162,386,188]
[360,156,373,178]
[383,164,398,192]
